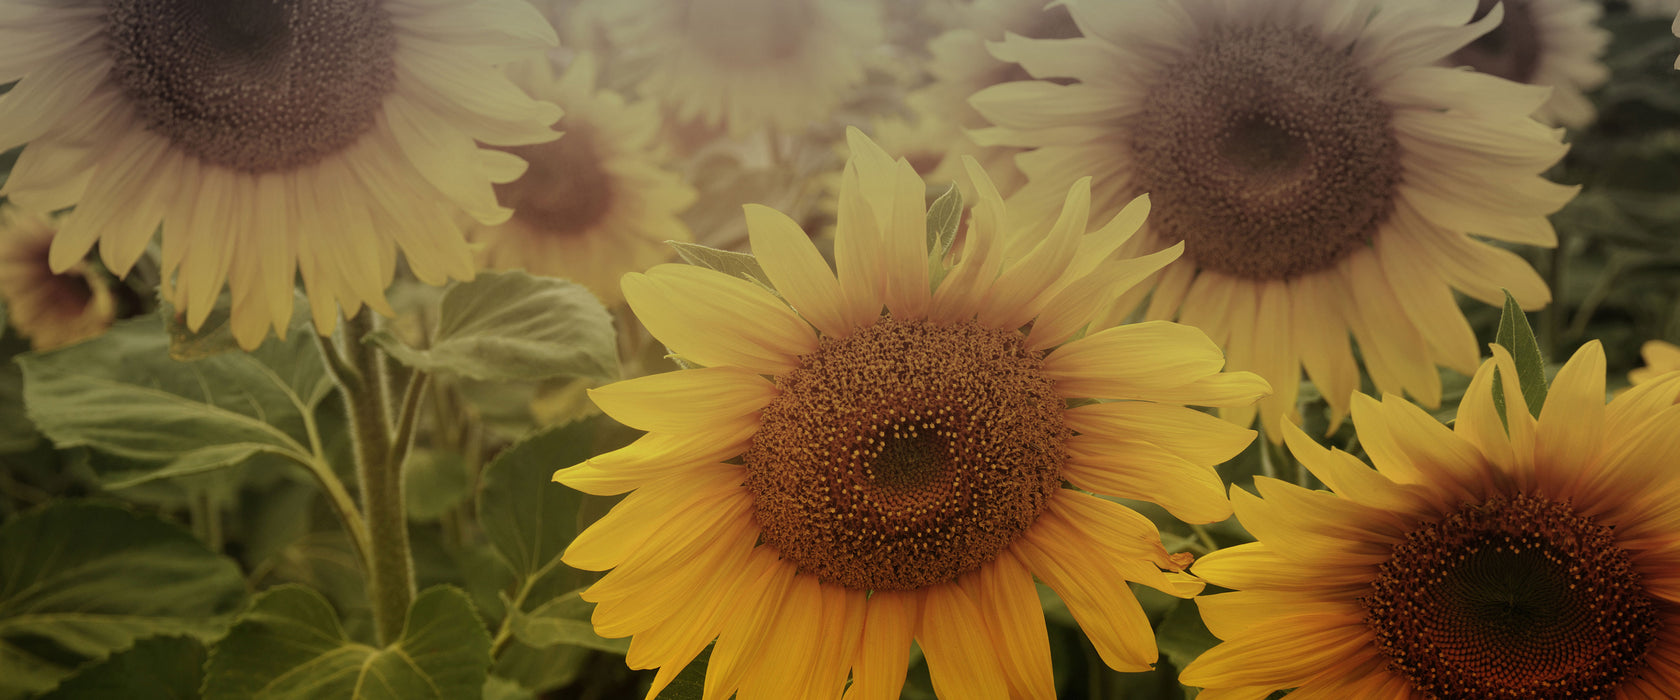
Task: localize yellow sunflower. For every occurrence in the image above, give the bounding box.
[470,54,697,307]
[0,0,562,349]
[1445,0,1610,128]
[0,208,114,350]
[1631,340,1680,385]
[591,0,883,137]
[914,0,1082,199]
[971,0,1575,439]
[1182,341,1680,698]
[554,129,1271,698]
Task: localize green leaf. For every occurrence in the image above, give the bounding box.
[17,315,331,488]
[403,448,471,521]
[482,675,534,700]
[925,183,962,260]
[202,585,491,700]
[667,240,775,292]
[39,635,206,700]
[370,270,618,383]
[507,591,628,655]
[0,502,247,699]
[1493,289,1548,420]
[476,422,592,587]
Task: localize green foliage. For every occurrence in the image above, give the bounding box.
[1491,289,1549,425]
[0,502,246,699]
[925,183,962,260]
[202,585,490,700]
[39,635,206,700]
[476,422,591,588]
[18,314,332,488]
[506,591,628,655]
[403,448,471,522]
[667,240,777,292]
[370,270,619,383]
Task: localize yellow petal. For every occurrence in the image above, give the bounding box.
[624,264,817,375]
[1015,508,1157,671]
[564,466,745,572]
[964,552,1054,699]
[586,366,775,434]
[1535,341,1607,490]
[1064,400,1257,467]
[744,203,850,337]
[553,419,756,495]
[841,590,916,700]
[918,583,1008,700]
[1044,320,1227,396]
[1064,434,1232,524]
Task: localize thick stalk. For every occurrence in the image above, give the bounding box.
[332,312,413,646]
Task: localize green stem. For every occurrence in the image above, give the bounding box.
[329,312,413,646]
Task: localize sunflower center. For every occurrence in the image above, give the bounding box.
[494,126,615,237]
[105,0,398,173]
[1449,0,1543,84]
[743,317,1068,591]
[1130,26,1401,281]
[1363,494,1660,699]
[683,0,814,66]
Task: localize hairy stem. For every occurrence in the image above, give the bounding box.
[323,312,414,646]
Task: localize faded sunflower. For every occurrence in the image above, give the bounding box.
[915,0,1082,198]
[554,129,1270,698]
[591,0,882,137]
[1631,340,1680,385]
[971,0,1575,438]
[0,208,115,350]
[1446,0,1610,128]
[1182,341,1680,699]
[0,0,562,348]
[471,54,697,306]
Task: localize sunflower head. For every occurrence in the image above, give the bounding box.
[554,128,1270,698]
[1184,341,1680,698]
[0,208,116,351]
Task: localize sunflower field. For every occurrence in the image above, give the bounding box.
[1,0,1679,698]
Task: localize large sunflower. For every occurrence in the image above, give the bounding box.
[590,0,882,137]
[470,54,697,306]
[0,207,115,350]
[1182,342,1680,698]
[970,0,1575,438]
[0,0,561,349]
[554,129,1271,698]
[1445,0,1610,128]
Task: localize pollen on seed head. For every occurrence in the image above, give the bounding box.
[743,317,1069,591]
[1362,494,1660,699]
[1130,26,1401,281]
[106,0,398,173]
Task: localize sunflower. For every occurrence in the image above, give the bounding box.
[914,0,1082,199]
[970,0,1575,439]
[1631,340,1680,385]
[1182,342,1680,698]
[554,129,1271,698]
[1445,0,1610,128]
[0,208,114,350]
[470,54,697,307]
[0,0,562,349]
[590,0,883,137]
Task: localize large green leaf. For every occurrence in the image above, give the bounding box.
[370,270,618,383]
[476,422,592,586]
[0,502,246,699]
[506,591,627,655]
[17,314,332,487]
[38,635,206,700]
[202,585,491,700]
